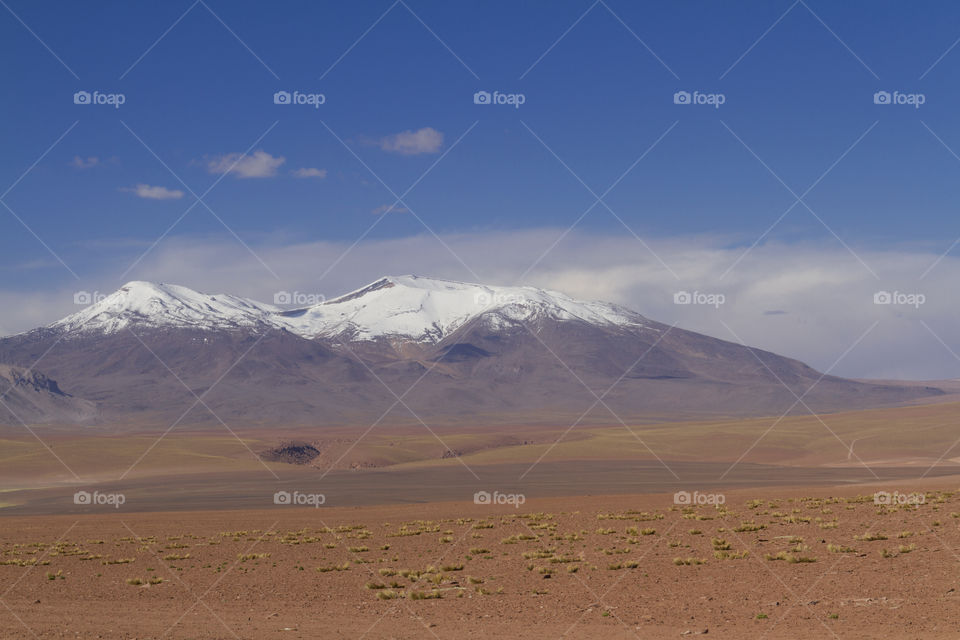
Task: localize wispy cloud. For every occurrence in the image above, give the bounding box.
[122,184,185,200]
[207,150,285,178]
[292,167,327,179]
[371,203,409,215]
[70,156,99,169]
[379,127,443,155]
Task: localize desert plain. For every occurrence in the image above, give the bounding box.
[2,400,960,639]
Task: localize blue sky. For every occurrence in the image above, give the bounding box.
[4,1,960,378]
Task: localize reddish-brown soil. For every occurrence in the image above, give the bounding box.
[2,478,959,639]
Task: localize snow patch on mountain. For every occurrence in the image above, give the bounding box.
[46,276,647,342]
[51,282,279,334]
[281,275,645,341]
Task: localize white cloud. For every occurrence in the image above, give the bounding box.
[371,203,409,215]
[122,184,185,200]
[70,156,99,169]
[207,150,285,178]
[6,230,960,381]
[379,127,443,155]
[292,167,327,179]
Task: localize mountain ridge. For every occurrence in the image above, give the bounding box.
[0,275,945,427]
[44,275,648,344]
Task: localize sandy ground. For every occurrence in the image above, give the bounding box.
[2,478,960,639]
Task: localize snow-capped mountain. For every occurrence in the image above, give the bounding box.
[0,275,944,426]
[52,282,279,334]
[47,276,647,343]
[278,275,647,342]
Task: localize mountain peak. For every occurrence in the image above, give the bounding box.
[46,276,647,342]
[52,281,276,335]
[283,275,646,342]
[324,275,476,305]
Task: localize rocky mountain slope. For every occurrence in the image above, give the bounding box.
[0,276,943,426]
